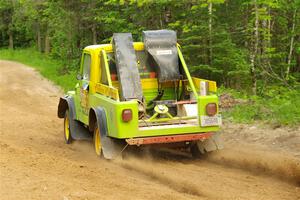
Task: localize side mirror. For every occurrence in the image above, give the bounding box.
[76,74,82,80]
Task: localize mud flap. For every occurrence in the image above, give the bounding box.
[99,131,123,160]
[196,132,224,154]
[93,107,123,159]
[69,119,92,140]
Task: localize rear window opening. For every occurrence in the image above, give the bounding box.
[106,50,157,81]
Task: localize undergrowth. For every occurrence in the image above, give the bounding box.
[219,86,300,126]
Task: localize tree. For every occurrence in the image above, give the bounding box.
[0,0,299,90]
[0,0,15,48]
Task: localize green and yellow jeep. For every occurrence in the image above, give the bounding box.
[58,30,223,159]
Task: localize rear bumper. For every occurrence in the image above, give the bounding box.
[133,123,220,138]
[125,132,212,145]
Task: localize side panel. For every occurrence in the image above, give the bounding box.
[72,85,81,121]
[89,93,139,138]
[197,95,219,124]
[198,95,219,128]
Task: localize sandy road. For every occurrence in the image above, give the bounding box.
[0,60,299,200]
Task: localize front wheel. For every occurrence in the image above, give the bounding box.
[64,109,73,144]
[93,123,102,157]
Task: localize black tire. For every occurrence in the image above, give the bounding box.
[63,109,73,144]
[190,143,203,158]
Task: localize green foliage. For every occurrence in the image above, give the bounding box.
[195,28,250,88]
[0,48,76,91]
[223,88,300,126]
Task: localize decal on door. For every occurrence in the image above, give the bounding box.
[80,88,89,115]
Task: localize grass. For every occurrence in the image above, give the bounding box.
[219,87,300,126]
[0,48,76,91]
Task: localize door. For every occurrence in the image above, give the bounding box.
[78,52,91,123]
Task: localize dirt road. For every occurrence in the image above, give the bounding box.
[0,60,299,200]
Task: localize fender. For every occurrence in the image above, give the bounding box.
[57,95,76,120]
[90,107,123,159]
[58,96,90,140]
[90,107,108,137]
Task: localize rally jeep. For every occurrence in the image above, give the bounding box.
[58,30,223,159]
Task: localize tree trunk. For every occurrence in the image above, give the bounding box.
[37,23,42,52]
[250,55,257,95]
[286,8,297,79]
[8,32,13,49]
[208,2,213,65]
[92,24,97,45]
[261,6,271,77]
[159,13,163,29]
[44,32,50,54]
[244,4,249,49]
[296,54,300,72]
[250,0,259,95]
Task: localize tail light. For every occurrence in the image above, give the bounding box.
[111,74,117,81]
[122,109,132,122]
[206,103,217,116]
[149,72,156,78]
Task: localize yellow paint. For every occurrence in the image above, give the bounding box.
[95,83,120,101]
[192,77,217,92]
[177,45,198,97]
[84,42,144,55]
[94,126,102,156]
[101,50,112,87]
[64,113,70,140]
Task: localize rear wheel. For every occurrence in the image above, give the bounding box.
[64,109,73,144]
[93,123,102,157]
[190,143,203,158]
